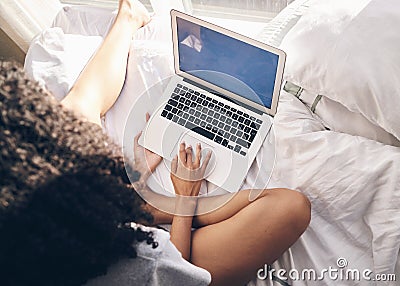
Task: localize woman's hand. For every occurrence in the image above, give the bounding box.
[169,142,211,260]
[118,0,151,30]
[170,142,211,197]
[134,113,162,176]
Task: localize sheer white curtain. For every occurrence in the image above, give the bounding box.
[0,0,62,52]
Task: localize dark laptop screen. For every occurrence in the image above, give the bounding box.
[177,17,279,109]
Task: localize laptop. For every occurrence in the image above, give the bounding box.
[139,10,286,193]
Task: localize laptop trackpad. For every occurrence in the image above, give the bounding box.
[170,133,216,178]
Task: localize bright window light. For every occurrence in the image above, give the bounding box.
[188,0,294,21]
[60,0,152,11]
[59,0,293,21]
[59,0,293,38]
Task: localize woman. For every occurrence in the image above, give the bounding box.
[0,1,310,285]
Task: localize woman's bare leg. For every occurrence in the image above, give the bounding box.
[189,188,310,285]
[144,188,298,227]
[145,188,310,284]
[61,0,150,125]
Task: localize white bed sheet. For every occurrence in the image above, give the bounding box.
[24,1,400,285]
[258,91,400,285]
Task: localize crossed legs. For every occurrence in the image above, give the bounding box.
[145,188,311,285]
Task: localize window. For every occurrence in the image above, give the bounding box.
[60,0,293,21]
[187,0,295,21]
[59,0,293,37]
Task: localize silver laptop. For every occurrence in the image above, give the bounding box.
[139,10,286,193]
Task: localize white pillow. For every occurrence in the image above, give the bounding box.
[24,5,117,100]
[256,0,311,47]
[280,0,400,141]
[24,28,102,100]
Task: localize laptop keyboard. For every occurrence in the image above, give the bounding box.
[161,83,263,157]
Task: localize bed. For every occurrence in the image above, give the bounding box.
[24,0,400,285]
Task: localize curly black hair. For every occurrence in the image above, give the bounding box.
[0,61,157,286]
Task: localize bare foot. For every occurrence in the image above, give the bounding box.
[118,0,151,31]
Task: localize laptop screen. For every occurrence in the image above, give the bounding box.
[176,17,279,110]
